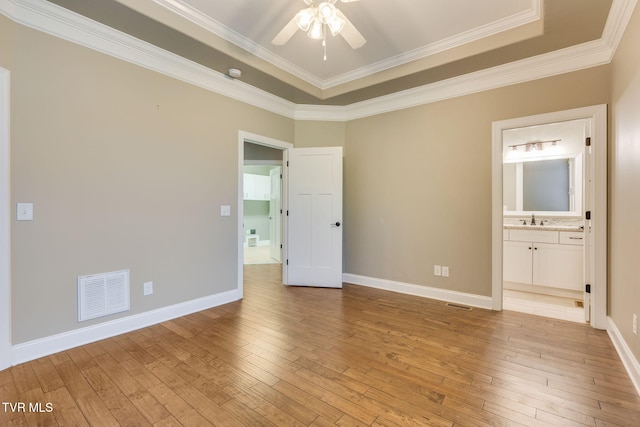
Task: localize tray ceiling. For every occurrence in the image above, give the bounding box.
[47,0,613,105]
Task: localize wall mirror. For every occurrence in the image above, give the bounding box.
[503,154,582,217]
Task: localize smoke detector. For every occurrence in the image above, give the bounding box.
[227,68,242,79]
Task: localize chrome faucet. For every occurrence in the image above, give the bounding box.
[531,214,536,225]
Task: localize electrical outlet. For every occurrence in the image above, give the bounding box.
[633,314,638,335]
[442,266,449,277]
[143,281,154,296]
[434,265,441,276]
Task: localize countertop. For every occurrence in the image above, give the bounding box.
[503,224,584,232]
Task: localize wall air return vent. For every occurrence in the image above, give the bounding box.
[77,270,130,322]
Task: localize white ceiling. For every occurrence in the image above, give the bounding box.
[152,0,540,89]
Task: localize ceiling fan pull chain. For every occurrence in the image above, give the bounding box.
[323,24,327,61]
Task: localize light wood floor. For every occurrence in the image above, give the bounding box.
[2,264,639,426]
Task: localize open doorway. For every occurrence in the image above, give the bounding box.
[237,132,292,295]
[242,164,282,265]
[491,105,608,330]
[501,118,588,323]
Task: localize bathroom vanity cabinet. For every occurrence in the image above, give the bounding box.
[503,228,583,291]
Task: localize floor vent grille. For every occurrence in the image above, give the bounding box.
[78,270,130,322]
[446,303,472,311]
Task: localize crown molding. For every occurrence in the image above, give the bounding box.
[0,0,636,122]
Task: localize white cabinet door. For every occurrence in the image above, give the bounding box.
[242,173,254,200]
[255,175,270,200]
[533,243,583,290]
[504,240,533,284]
[243,173,271,200]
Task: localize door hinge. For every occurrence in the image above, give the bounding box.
[286,160,289,167]
[586,284,591,293]
[286,210,289,216]
[286,259,289,265]
[585,211,591,220]
[280,244,283,249]
[280,174,283,179]
[585,137,591,147]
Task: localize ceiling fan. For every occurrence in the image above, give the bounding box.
[271,0,366,60]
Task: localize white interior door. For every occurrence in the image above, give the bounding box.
[269,166,282,262]
[286,147,343,288]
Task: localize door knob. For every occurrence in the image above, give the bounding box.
[331,222,341,227]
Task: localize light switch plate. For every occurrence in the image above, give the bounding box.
[220,205,231,216]
[16,203,33,221]
[143,281,153,296]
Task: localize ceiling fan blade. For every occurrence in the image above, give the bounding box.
[271,16,299,45]
[336,9,366,49]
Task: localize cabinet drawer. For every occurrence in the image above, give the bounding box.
[560,231,585,245]
[509,229,558,244]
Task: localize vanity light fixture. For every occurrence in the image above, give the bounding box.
[508,139,561,152]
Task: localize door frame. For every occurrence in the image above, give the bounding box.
[237,131,292,296]
[1,67,11,370]
[491,104,607,329]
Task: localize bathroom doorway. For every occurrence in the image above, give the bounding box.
[491,105,607,329]
[502,118,587,323]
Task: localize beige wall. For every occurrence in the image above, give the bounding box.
[5,20,293,344]
[295,120,346,148]
[344,67,610,296]
[610,4,640,360]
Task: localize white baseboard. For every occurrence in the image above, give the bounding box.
[342,273,493,310]
[10,288,241,366]
[607,316,640,396]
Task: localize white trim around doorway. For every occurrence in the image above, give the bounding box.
[0,67,10,370]
[491,104,607,330]
[237,131,293,296]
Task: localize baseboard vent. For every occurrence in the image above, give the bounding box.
[446,302,472,311]
[78,270,130,322]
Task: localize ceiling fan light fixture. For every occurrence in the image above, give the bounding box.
[295,8,315,31]
[308,18,324,39]
[318,2,336,20]
[327,15,345,36]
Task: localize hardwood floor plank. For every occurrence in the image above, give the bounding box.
[30,357,65,393]
[19,387,57,427]
[74,392,121,427]
[272,379,345,423]
[46,387,90,427]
